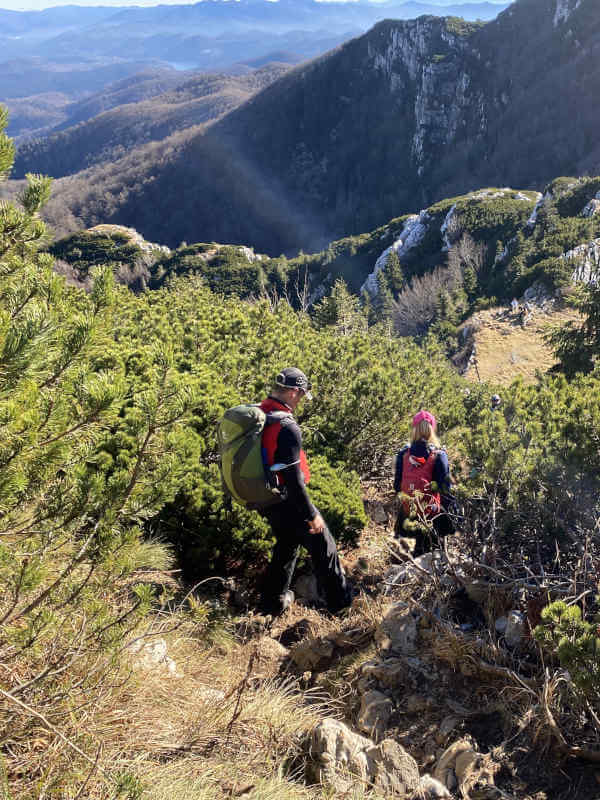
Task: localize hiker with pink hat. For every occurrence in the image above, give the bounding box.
[394,409,456,556]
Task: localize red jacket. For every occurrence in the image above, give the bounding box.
[259,397,310,485]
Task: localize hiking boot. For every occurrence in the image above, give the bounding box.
[259,590,295,617]
[327,585,358,618]
[279,590,295,613]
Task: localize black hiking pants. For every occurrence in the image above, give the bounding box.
[395,511,454,557]
[260,501,350,615]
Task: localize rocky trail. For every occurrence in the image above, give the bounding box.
[150,492,600,800]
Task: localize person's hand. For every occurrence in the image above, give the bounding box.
[307,513,326,534]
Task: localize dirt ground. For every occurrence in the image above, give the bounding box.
[238,508,600,800]
[463,304,580,385]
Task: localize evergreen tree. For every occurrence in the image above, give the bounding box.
[384,248,404,295]
[0,109,198,765]
[0,106,14,178]
[360,288,374,326]
[313,278,366,334]
[463,264,477,301]
[548,283,600,376]
[373,269,395,323]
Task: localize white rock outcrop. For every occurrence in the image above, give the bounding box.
[361,211,430,297]
[582,198,600,218]
[526,193,548,228]
[560,238,600,283]
[554,0,582,27]
[440,204,458,251]
[237,245,263,262]
[375,603,418,654]
[358,689,394,740]
[129,637,181,678]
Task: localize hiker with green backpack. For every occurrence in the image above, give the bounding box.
[218,367,352,616]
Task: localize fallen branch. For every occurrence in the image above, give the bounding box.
[0,687,99,768]
[542,677,600,763]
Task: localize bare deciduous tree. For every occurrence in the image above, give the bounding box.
[447,233,488,279]
[393,266,460,337]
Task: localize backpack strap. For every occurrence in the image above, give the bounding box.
[425,445,442,460]
[265,411,293,424]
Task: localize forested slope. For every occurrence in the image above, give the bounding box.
[13,66,291,178]
[47,175,600,356]
[36,0,600,254]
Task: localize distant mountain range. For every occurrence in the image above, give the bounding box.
[0,1,510,63]
[31,0,600,256]
[2,0,509,139]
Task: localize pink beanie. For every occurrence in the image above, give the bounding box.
[412,409,436,429]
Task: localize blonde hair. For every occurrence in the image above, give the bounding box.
[410,419,440,448]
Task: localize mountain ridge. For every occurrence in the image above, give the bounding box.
[13,65,291,177]
[38,0,600,254]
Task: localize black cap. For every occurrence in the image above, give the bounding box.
[275,367,313,400]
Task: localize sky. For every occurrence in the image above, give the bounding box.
[1,0,509,12]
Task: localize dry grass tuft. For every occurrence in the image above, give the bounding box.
[4,613,335,799]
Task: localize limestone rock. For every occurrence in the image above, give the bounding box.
[309,718,420,797]
[434,738,495,798]
[129,637,182,678]
[290,636,334,671]
[363,657,406,689]
[560,238,600,284]
[582,198,600,218]
[309,718,372,793]
[384,552,438,593]
[361,213,429,297]
[416,774,452,798]
[237,245,263,262]
[358,690,393,740]
[370,738,420,796]
[376,603,418,654]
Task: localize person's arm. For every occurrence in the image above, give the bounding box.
[433,450,456,513]
[275,421,316,521]
[393,448,406,493]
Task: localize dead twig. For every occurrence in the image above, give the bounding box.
[0,686,99,768]
[541,674,600,763]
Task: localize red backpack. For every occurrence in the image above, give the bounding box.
[400,448,441,517]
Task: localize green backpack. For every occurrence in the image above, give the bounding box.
[217,404,291,508]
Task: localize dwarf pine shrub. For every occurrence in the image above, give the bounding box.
[0,110,199,789]
[534,600,600,696]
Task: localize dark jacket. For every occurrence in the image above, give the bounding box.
[394,440,455,514]
[260,396,316,521]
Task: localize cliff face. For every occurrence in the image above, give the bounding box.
[366,18,484,178]
[46,0,600,254]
